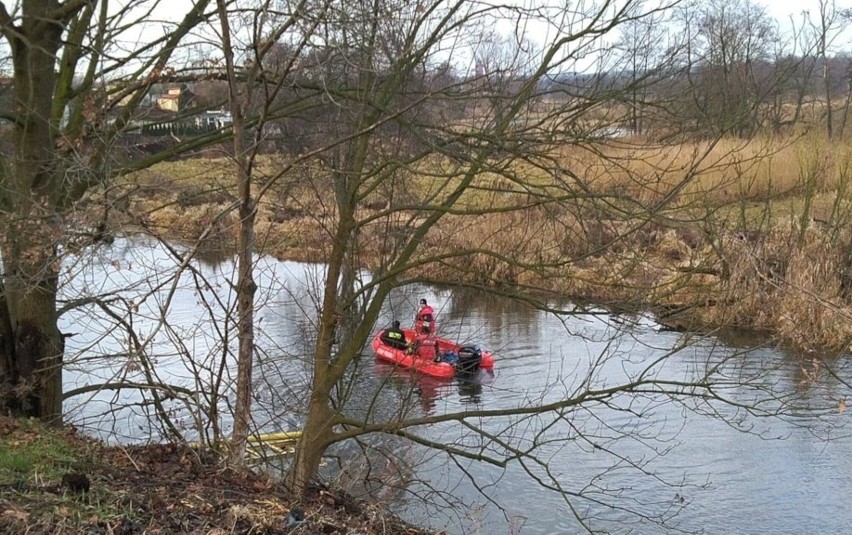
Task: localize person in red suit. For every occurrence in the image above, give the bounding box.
[414,298,436,335]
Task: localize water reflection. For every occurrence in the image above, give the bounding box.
[371,363,492,415]
[193,243,235,268]
[442,287,539,340]
[456,374,484,404]
[58,236,852,535]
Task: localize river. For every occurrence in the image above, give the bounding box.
[59,236,852,534]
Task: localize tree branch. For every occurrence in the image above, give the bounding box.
[0,2,12,28]
[63,381,194,400]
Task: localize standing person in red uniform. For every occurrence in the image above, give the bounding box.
[413,298,439,361]
[414,298,437,335]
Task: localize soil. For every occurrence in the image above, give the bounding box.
[0,416,438,535]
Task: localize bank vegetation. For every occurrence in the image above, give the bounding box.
[119,128,852,356]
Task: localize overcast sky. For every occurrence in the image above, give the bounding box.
[765,0,849,20]
[123,0,852,44]
[4,0,851,75]
[765,0,852,47]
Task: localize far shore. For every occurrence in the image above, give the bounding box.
[113,136,852,358]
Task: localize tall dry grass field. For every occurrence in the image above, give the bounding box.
[549,132,852,208]
[116,131,852,354]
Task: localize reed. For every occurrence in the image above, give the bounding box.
[686,223,852,353]
[126,130,852,354]
[544,132,850,211]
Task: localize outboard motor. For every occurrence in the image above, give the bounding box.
[456,344,482,373]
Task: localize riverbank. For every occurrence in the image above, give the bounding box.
[110,135,852,357]
[0,416,437,534]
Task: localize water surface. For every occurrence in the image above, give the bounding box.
[59,237,852,534]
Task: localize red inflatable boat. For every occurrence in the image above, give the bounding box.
[371,328,495,378]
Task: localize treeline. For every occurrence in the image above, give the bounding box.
[87,0,852,160]
[544,0,852,140]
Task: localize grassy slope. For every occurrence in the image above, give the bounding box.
[0,416,436,534]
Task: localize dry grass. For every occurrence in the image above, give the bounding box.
[694,223,852,353]
[114,130,852,354]
[546,132,852,213]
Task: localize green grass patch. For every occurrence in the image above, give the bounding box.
[0,419,90,485]
[0,451,33,473]
[0,417,143,533]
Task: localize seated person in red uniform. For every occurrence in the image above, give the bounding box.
[380,320,409,350]
[414,298,436,335]
[415,336,440,362]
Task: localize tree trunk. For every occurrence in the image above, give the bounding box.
[286,207,355,494]
[0,208,64,420]
[0,246,64,421]
[216,0,258,464]
[0,1,68,422]
[288,389,335,494]
[824,58,833,138]
[838,77,852,138]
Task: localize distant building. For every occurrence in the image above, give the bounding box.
[103,81,138,107]
[156,85,195,112]
[195,110,232,129]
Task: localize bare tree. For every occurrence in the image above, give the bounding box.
[0,0,225,420]
[671,0,782,137]
[239,0,804,505]
[213,0,323,463]
[615,12,667,135]
[806,0,851,138]
[215,0,258,464]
